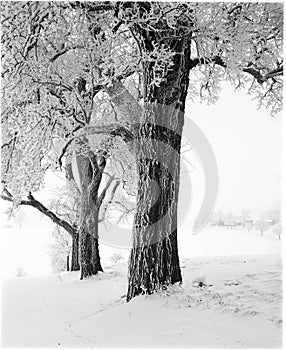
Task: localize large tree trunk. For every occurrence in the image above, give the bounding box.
[127,24,191,301]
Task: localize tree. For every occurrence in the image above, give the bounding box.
[217,210,225,226]
[118,2,283,300]
[255,219,268,236]
[272,223,282,240]
[1,2,283,298]
[265,209,281,225]
[245,220,253,233]
[208,212,218,226]
[1,1,82,271]
[1,1,137,278]
[241,210,251,229]
[225,212,236,229]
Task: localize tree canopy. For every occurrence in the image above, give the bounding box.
[1,1,283,298]
[1,2,283,201]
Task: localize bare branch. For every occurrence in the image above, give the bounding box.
[1,192,77,238]
[2,188,13,198]
[59,125,83,168]
[1,133,17,150]
[66,2,115,12]
[32,79,73,92]
[263,67,283,81]
[50,45,84,62]
[59,138,75,169]
[190,56,283,85]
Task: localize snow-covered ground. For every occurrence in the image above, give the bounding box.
[1,227,282,348]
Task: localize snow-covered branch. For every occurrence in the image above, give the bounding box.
[1,192,77,238]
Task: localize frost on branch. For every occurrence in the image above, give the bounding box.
[187,3,283,114]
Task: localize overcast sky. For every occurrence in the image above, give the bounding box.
[184,82,281,219]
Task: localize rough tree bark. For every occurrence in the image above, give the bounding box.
[74,146,106,279]
[127,10,192,301]
[71,233,80,271]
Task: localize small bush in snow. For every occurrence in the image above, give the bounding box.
[110,253,123,264]
[16,266,26,277]
[192,275,206,287]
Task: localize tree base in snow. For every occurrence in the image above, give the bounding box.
[126,231,182,301]
[80,234,103,279]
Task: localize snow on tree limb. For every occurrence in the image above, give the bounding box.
[1,192,77,238]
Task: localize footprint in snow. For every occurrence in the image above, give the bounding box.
[224,280,241,286]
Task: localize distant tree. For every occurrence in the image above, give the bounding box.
[217,210,225,226]
[16,266,26,278]
[245,220,253,233]
[225,212,235,229]
[272,223,282,240]
[209,212,218,226]
[266,209,281,225]
[255,219,268,236]
[241,210,251,229]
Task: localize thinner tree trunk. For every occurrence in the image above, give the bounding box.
[80,233,102,278]
[76,150,105,279]
[79,209,103,279]
[127,28,191,301]
[67,254,70,272]
[65,163,80,272]
[79,190,103,279]
[71,233,80,271]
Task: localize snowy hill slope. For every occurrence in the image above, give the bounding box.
[2,254,282,348]
[180,226,281,257]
